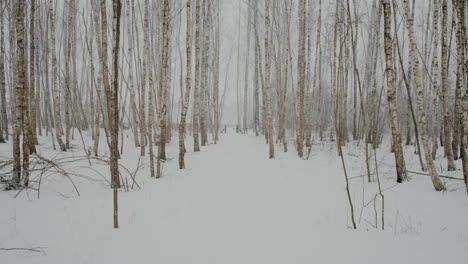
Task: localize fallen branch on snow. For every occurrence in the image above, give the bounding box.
[0,247,46,253]
[406,170,464,181]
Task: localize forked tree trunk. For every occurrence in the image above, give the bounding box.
[403,0,445,191]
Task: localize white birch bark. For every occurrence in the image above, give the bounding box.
[403,0,445,191]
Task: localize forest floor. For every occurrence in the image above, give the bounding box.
[0,130,468,264]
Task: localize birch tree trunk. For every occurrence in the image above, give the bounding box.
[430,0,440,161]
[92,2,104,156]
[213,0,220,143]
[200,0,210,146]
[383,0,407,183]
[65,2,73,149]
[440,0,456,171]
[110,0,122,228]
[126,0,140,148]
[157,0,170,179]
[179,0,193,169]
[101,0,120,185]
[148,65,155,178]
[20,0,30,187]
[193,0,201,152]
[296,0,306,158]
[243,2,250,134]
[453,0,468,187]
[253,0,260,137]
[0,6,7,143]
[403,0,445,191]
[13,0,27,188]
[304,0,314,151]
[140,0,150,157]
[29,0,38,148]
[49,0,66,151]
[265,0,275,159]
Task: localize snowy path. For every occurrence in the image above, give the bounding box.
[1,133,468,263]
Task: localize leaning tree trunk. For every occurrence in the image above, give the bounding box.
[403,0,445,191]
[382,0,407,183]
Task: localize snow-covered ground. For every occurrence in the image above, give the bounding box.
[1,130,467,264]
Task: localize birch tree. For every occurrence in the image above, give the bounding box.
[200,0,210,146]
[29,0,37,148]
[193,0,201,152]
[0,3,6,143]
[383,0,407,183]
[453,0,468,187]
[49,0,66,151]
[403,0,445,191]
[12,0,27,188]
[296,0,307,158]
[157,0,171,179]
[440,0,456,171]
[179,0,193,169]
[126,0,140,148]
[264,0,275,159]
[430,0,440,161]
[110,0,123,228]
